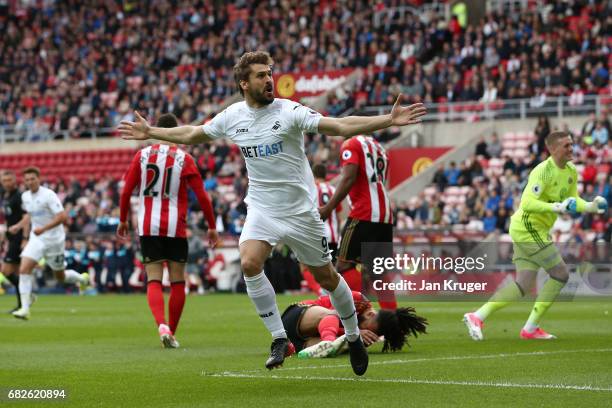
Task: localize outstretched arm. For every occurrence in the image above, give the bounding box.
[118,111,212,145]
[317,95,426,138]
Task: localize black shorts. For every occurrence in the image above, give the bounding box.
[281,304,309,352]
[3,236,21,264]
[328,242,338,264]
[140,236,188,264]
[337,218,393,264]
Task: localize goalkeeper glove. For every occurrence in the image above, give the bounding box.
[552,198,578,215]
[585,196,608,214]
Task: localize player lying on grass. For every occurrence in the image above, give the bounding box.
[281,291,428,358]
[464,130,608,340]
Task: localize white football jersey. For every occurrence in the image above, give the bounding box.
[203,98,322,215]
[21,186,66,243]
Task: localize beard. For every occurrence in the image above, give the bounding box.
[250,87,275,105]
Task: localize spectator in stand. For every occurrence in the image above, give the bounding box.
[581,158,597,185]
[432,164,448,192]
[480,81,498,103]
[457,161,472,186]
[487,132,502,158]
[496,207,510,233]
[483,210,497,234]
[503,154,517,175]
[475,137,489,159]
[445,162,461,186]
[568,84,585,106]
[485,190,501,212]
[581,113,598,137]
[534,115,551,155]
[592,121,609,146]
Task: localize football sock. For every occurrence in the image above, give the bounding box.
[18,274,33,312]
[244,272,286,339]
[523,277,566,333]
[6,273,21,308]
[318,314,341,342]
[329,276,360,342]
[146,280,166,326]
[475,281,524,321]
[63,269,85,284]
[169,281,186,334]
[375,272,397,310]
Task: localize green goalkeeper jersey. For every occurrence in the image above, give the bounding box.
[509,157,587,244]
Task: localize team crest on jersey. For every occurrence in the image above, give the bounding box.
[568,177,573,184]
[272,121,281,131]
[532,184,541,196]
[342,150,352,160]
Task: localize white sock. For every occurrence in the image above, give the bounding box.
[63,269,85,284]
[19,274,33,312]
[244,272,287,339]
[328,276,359,342]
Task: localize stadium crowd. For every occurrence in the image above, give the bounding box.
[334,1,611,111]
[1,0,610,137]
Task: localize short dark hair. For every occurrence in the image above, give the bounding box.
[156,113,178,128]
[1,169,15,177]
[233,51,274,96]
[312,163,327,179]
[545,131,571,148]
[23,166,40,178]
[377,307,428,352]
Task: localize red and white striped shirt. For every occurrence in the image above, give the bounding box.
[119,144,216,238]
[340,136,392,224]
[316,181,342,244]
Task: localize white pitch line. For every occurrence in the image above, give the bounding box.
[242,347,612,373]
[203,372,612,392]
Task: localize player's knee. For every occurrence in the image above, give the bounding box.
[514,279,531,295]
[241,258,263,277]
[548,264,569,283]
[18,263,32,275]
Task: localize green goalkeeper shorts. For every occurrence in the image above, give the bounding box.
[510,226,563,271]
[511,240,563,272]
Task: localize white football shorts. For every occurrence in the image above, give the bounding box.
[21,236,66,271]
[239,207,332,267]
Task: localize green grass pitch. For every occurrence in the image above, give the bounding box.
[1,294,611,407]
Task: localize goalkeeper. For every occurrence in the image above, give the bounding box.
[464,131,608,340]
